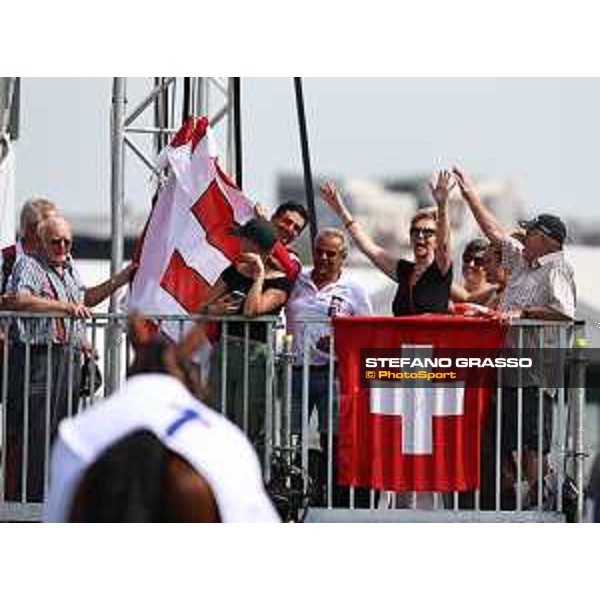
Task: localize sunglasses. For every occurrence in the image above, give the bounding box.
[410,227,436,239]
[463,255,485,267]
[50,237,72,248]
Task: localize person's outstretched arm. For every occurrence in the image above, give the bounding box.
[84,263,137,307]
[429,170,453,276]
[453,166,506,244]
[319,181,398,281]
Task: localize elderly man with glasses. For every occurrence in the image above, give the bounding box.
[3,215,135,501]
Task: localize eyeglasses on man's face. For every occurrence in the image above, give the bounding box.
[50,237,72,248]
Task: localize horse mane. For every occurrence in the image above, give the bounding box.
[68,430,221,522]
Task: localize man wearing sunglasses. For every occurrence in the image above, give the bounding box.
[453,165,576,510]
[3,215,135,501]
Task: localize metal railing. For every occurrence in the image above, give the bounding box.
[0,312,589,522]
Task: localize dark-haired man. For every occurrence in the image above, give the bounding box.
[255,201,309,283]
[271,201,309,247]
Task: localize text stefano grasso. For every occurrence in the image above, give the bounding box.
[363,356,532,369]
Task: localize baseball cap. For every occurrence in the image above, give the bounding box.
[231,218,278,251]
[519,213,567,245]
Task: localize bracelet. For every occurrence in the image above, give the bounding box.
[344,219,356,229]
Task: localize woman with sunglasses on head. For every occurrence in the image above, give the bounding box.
[320,171,454,316]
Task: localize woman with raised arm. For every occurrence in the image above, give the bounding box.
[319,171,454,315]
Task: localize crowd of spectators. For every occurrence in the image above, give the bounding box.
[0,164,578,512]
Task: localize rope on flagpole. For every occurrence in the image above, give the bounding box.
[293,78,318,251]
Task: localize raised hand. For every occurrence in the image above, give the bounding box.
[451,165,477,201]
[253,202,268,221]
[428,170,455,206]
[319,181,346,217]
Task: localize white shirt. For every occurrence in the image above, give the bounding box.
[499,237,576,388]
[43,374,280,523]
[499,237,576,319]
[285,269,372,366]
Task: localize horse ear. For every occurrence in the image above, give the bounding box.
[128,311,158,350]
[176,321,208,361]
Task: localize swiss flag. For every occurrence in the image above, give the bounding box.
[129,116,296,353]
[334,315,507,492]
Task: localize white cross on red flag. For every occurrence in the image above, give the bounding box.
[334,315,507,492]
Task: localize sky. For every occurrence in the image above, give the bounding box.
[12,77,600,224]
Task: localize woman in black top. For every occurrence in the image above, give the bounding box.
[200,218,291,330]
[197,218,291,439]
[319,171,453,316]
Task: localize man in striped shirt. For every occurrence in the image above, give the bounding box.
[4,215,135,502]
[453,166,576,510]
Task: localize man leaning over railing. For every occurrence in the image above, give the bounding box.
[454,166,576,510]
[3,215,135,502]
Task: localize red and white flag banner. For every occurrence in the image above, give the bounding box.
[334,315,507,492]
[129,116,255,355]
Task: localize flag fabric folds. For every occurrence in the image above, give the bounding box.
[333,315,507,492]
[0,135,16,249]
[129,116,255,354]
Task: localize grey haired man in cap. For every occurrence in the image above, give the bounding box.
[453,166,576,511]
[453,168,575,321]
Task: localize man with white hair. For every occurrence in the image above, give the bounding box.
[285,228,372,504]
[1,197,57,293]
[4,215,135,501]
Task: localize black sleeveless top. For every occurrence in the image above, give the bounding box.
[392,259,452,316]
[221,265,292,341]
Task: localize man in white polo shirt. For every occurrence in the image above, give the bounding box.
[285,228,372,486]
